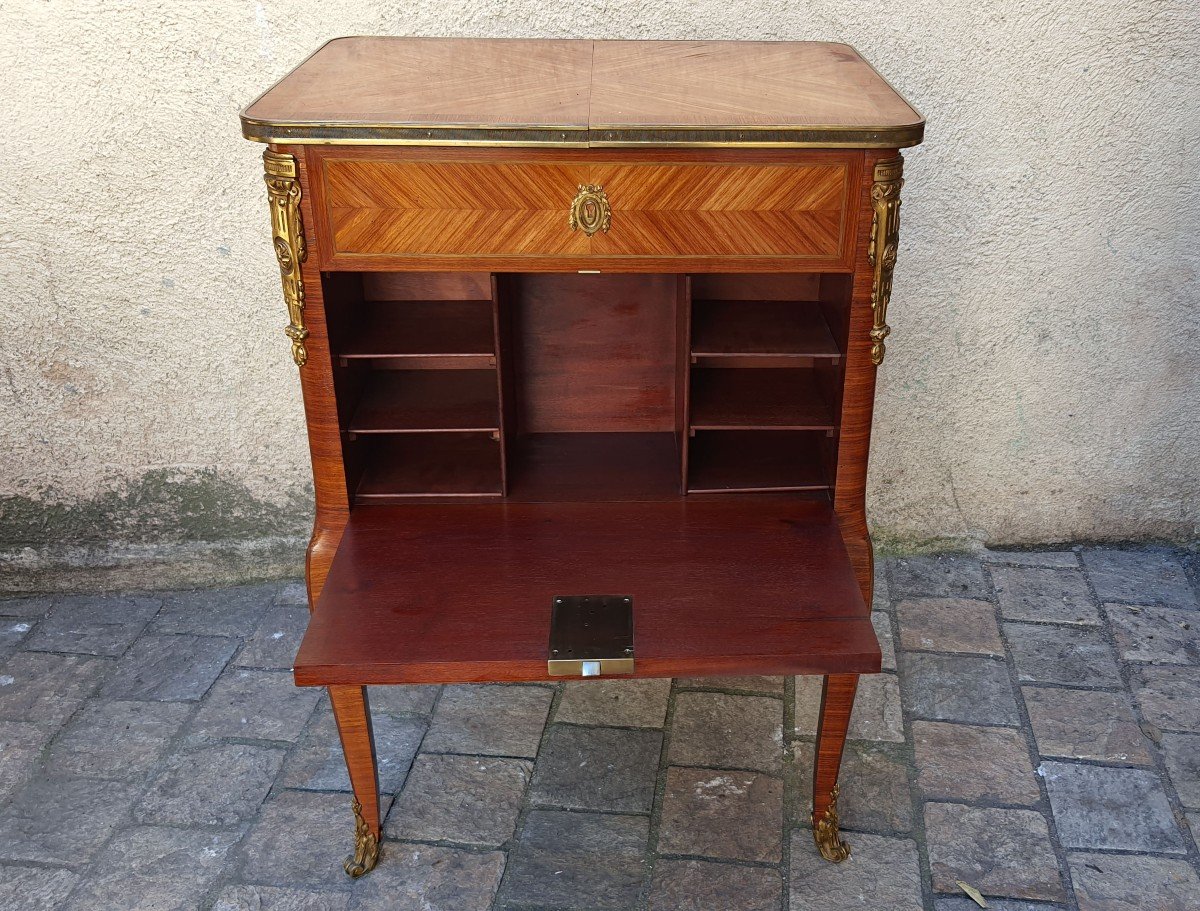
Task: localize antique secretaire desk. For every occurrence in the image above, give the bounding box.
[241,37,923,877]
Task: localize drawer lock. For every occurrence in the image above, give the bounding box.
[547,595,635,676]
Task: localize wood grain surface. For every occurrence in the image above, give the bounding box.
[294,499,878,685]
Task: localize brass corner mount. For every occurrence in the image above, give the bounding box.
[868,156,904,367]
[262,150,309,368]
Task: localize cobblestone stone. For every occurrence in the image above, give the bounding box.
[1082,549,1197,608]
[790,831,923,911]
[794,740,913,833]
[1005,621,1122,686]
[0,776,142,866]
[282,705,425,794]
[1161,732,1200,808]
[1043,760,1186,853]
[214,885,350,910]
[350,843,506,911]
[555,677,671,727]
[668,691,783,772]
[678,675,785,693]
[0,721,50,802]
[135,741,284,826]
[240,790,386,888]
[0,595,54,617]
[188,668,319,742]
[1068,851,1200,911]
[499,809,648,911]
[1023,687,1153,764]
[236,604,311,669]
[900,653,1019,725]
[658,767,782,863]
[529,723,661,813]
[64,826,241,910]
[421,684,551,758]
[46,699,189,779]
[796,672,904,742]
[897,598,1004,655]
[1130,664,1200,732]
[889,554,991,600]
[152,583,277,637]
[25,593,160,657]
[924,803,1065,902]
[912,720,1041,805]
[100,633,235,702]
[1105,603,1200,664]
[992,565,1100,625]
[385,753,530,847]
[0,651,111,729]
[0,867,80,911]
[649,859,780,911]
[3,560,1198,910]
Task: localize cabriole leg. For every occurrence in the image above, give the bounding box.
[811,673,858,862]
[329,685,381,876]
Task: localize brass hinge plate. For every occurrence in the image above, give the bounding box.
[547,595,635,677]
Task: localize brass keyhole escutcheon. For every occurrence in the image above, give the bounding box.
[569,184,612,236]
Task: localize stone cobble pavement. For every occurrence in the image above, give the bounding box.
[0,547,1198,910]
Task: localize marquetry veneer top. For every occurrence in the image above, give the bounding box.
[242,37,924,148]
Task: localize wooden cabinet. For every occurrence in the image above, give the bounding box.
[242,37,923,878]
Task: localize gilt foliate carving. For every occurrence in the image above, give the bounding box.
[812,784,852,862]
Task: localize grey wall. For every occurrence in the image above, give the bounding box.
[2,1,1198,590]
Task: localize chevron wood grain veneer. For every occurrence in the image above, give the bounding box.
[317,154,855,267]
[240,37,925,879]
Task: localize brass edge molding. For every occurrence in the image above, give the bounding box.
[568,184,612,236]
[241,122,924,149]
[262,150,309,367]
[812,784,852,862]
[868,155,904,366]
[343,799,380,877]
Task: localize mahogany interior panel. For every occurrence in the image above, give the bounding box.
[509,273,679,433]
[339,301,495,361]
[354,433,502,500]
[691,300,841,360]
[296,499,878,685]
[688,431,829,493]
[507,432,681,502]
[689,368,835,430]
[361,271,493,301]
[348,370,500,434]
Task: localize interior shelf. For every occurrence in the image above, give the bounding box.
[691,300,841,360]
[355,433,502,500]
[689,368,834,430]
[339,300,495,364]
[507,432,681,502]
[348,370,500,434]
[688,431,829,493]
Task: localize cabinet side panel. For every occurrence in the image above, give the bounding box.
[286,145,351,606]
[834,150,890,603]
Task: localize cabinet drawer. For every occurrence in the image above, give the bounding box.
[315,152,857,270]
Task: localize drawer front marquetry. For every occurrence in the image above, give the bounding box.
[325,160,591,257]
[319,156,854,268]
[592,162,848,258]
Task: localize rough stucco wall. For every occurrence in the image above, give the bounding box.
[1,1,1198,587]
